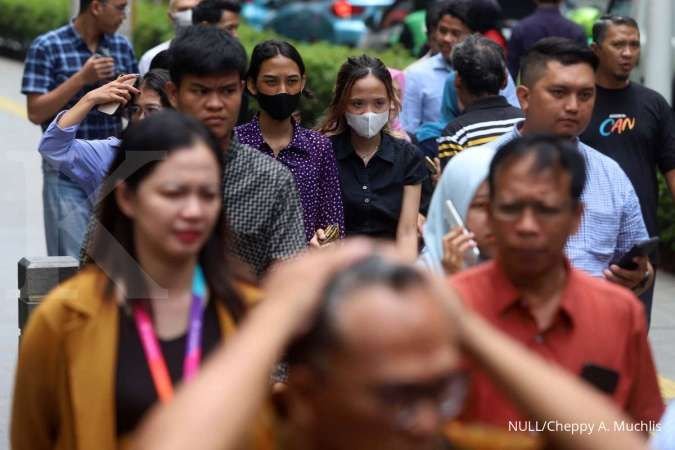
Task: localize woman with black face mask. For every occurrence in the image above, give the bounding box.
[235,40,344,246]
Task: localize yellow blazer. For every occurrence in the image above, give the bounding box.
[11,266,259,450]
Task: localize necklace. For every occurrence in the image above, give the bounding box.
[356,145,378,165]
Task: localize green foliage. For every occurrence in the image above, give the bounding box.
[237,25,414,126]
[0,0,69,46]
[132,1,173,57]
[657,174,675,266]
[0,0,414,125]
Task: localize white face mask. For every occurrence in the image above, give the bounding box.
[171,9,193,31]
[345,111,389,139]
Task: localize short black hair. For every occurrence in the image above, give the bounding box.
[452,34,506,96]
[149,50,170,72]
[426,0,471,34]
[168,25,247,86]
[466,0,502,33]
[80,0,102,13]
[489,134,587,204]
[192,0,241,25]
[520,37,598,87]
[592,15,639,44]
[285,255,425,368]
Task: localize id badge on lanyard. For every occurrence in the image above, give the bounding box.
[133,265,207,403]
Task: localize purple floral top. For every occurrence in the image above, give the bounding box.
[235,116,345,242]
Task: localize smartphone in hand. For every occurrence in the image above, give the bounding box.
[611,237,659,270]
[445,199,480,266]
[98,74,138,115]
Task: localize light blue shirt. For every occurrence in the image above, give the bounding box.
[652,400,675,450]
[39,111,119,196]
[401,53,519,136]
[425,123,648,277]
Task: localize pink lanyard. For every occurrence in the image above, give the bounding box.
[132,266,207,403]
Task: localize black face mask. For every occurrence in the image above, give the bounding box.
[256,92,301,121]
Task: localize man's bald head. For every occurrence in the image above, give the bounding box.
[284,256,463,450]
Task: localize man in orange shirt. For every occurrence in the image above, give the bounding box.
[451,134,664,428]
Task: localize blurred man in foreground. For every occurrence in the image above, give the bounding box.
[131,241,651,450]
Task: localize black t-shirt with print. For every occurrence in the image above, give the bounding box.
[580,83,675,236]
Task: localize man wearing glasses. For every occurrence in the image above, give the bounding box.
[450,134,664,429]
[22,0,137,257]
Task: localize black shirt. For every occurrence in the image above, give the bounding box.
[332,132,427,239]
[580,83,675,236]
[115,300,222,436]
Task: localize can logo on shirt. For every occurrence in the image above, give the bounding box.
[599,114,636,137]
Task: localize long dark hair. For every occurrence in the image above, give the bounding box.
[317,54,399,136]
[86,110,245,321]
[247,39,313,98]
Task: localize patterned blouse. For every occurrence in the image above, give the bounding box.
[236,116,345,242]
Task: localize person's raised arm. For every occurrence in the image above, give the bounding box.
[56,74,138,128]
[131,240,372,450]
[27,55,116,125]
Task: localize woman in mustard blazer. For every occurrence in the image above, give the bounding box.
[11,111,262,450]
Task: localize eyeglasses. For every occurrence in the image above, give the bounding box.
[492,200,573,222]
[127,104,162,119]
[373,372,468,431]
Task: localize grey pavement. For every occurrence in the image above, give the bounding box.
[0,55,673,450]
[0,56,45,447]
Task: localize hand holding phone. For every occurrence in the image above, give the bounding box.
[97,74,139,115]
[444,200,480,268]
[610,237,659,270]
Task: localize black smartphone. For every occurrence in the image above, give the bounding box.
[611,237,659,270]
[580,364,619,395]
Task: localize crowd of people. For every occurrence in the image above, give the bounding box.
[10,0,675,448]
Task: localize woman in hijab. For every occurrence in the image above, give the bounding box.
[420,145,496,274]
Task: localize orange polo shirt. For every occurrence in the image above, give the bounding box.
[451,260,665,427]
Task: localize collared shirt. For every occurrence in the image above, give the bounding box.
[402,53,520,138]
[436,95,523,167]
[507,5,587,79]
[80,137,306,278]
[220,137,306,276]
[457,125,649,277]
[331,132,427,239]
[22,23,138,139]
[401,54,453,134]
[235,117,344,242]
[39,111,120,196]
[451,260,664,427]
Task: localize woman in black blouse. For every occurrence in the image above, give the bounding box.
[318,55,427,260]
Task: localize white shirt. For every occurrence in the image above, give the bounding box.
[138,40,170,76]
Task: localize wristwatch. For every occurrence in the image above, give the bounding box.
[634,269,651,292]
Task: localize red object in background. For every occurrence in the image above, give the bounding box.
[331,0,364,18]
[483,29,508,55]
